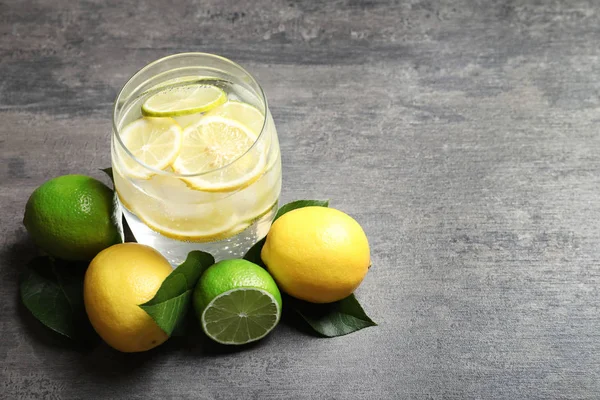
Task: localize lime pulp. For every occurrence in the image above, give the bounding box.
[141,83,227,117]
[201,288,281,345]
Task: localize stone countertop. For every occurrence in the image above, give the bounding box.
[2,1,600,399]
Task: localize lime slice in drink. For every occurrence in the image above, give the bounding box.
[141,84,227,117]
[146,76,229,93]
[194,259,282,345]
[118,117,182,178]
[172,115,266,192]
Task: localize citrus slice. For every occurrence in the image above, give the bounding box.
[137,203,239,243]
[173,113,205,129]
[205,101,265,135]
[175,100,265,132]
[172,115,266,192]
[112,165,240,242]
[118,117,182,178]
[202,288,281,345]
[147,76,228,93]
[142,84,227,117]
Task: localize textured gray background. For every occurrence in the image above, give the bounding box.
[2,0,600,399]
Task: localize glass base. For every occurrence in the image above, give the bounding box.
[118,200,277,266]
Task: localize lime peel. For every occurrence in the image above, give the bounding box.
[201,288,281,345]
[142,84,227,117]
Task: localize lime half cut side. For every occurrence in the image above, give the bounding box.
[201,288,281,345]
[142,83,227,117]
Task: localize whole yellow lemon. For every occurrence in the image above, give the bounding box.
[261,207,370,303]
[83,243,172,352]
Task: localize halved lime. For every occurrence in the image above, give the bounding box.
[194,259,282,345]
[202,288,281,345]
[141,84,227,117]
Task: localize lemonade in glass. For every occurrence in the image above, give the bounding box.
[111,53,281,264]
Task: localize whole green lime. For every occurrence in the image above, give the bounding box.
[193,259,282,345]
[23,174,122,261]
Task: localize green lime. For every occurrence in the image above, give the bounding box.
[193,259,282,345]
[23,175,122,261]
[143,76,229,94]
[141,83,227,117]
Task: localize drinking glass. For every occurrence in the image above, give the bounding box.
[111,53,281,265]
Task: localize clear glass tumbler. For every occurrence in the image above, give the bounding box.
[111,53,281,265]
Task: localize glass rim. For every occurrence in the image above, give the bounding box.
[112,52,269,178]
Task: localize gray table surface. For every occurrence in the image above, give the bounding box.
[2,0,600,399]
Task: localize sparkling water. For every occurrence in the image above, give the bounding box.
[112,71,281,265]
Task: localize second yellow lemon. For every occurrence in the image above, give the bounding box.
[261,207,370,303]
[83,243,172,352]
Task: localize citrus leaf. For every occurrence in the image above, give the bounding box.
[20,257,95,341]
[100,167,114,184]
[140,291,192,336]
[140,251,214,336]
[243,238,266,268]
[274,199,329,221]
[99,168,126,242]
[288,294,376,337]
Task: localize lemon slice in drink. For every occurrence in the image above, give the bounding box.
[142,84,227,117]
[175,100,265,132]
[137,202,239,242]
[205,101,265,135]
[118,117,182,179]
[172,115,266,192]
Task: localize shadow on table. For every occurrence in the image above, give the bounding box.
[67,322,272,381]
[3,229,39,273]
[158,312,270,356]
[8,232,314,381]
[6,233,152,380]
[161,308,316,358]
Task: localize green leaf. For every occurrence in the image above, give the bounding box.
[243,238,266,268]
[111,191,125,244]
[99,168,125,242]
[100,167,114,184]
[274,199,329,221]
[140,251,214,336]
[140,291,193,336]
[288,294,377,337]
[20,257,95,341]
